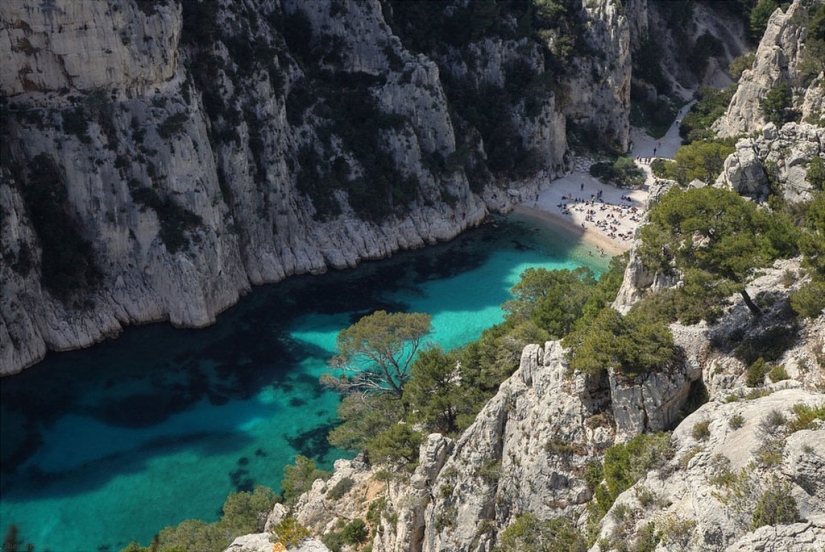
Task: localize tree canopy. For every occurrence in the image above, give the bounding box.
[639,186,798,316]
[563,308,675,378]
[323,310,432,398]
[660,140,735,185]
[504,267,597,338]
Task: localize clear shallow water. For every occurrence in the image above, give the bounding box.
[0,214,606,552]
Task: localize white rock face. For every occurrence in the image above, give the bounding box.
[716,122,825,204]
[719,139,770,199]
[590,388,825,552]
[0,0,181,95]
[564,0,632,151]
[418,342,613,552]
[724,516,825,552]
[714,0,809,137]
[224,534,331,552]
[609,345,702,443]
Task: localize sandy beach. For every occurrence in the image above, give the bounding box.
[514,174,647,257]
[518,102,693,255]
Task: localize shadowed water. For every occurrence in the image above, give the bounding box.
[0,214,606,551]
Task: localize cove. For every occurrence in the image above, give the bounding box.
[0,213,607,552]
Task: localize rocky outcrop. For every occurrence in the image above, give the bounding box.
[565,0,632,151]
[716,122,825,203]
[714,0,810,137]
[292,456,386,535]
[724,516,825,552]
[224,534,330,552]
[417,342,612,551]
[588,389,825,552]
[801,73,825,125]
[608,340,702,443]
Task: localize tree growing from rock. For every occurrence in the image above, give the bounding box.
[322,310,432,398]
[661,140,735,184]
[639,186,798,316]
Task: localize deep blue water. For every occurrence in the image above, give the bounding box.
[0,214,606,551]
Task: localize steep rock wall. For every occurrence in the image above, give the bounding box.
[1,0,640,375]
[564,0,632,151]
[714,0,810,137]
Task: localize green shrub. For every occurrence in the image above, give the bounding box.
[691,420,711,441]
[758,409,787,438]
[806,156,825,190]
[341,519,369,544]
[658,514,696,549]
[761,82,797,126]
[565,308,675,379]
[326,477,355,500]
[366,423,424,469]
[749,0,779,41]
[123,485,279,552]
[752,479,799,529]
[754,438,784,467]
[790,281,825,319]
[729,413,745,429]
[596,433,674,516]
[495,514,587,552]
[650,157,668,177]
[786,403,825,432]
[272,517,311,548]
[746,358,769,387]
[729,53,755,79]
[768,365,789,382]
[504,266,598,338]
[281,455,330,505]
[221,486,279,534]
[663,140,735,184]
[153,519,226,552]
[131,187,202,253]
[679,85,736,143]
[680,445,702,469]
[157,112,189,139]
[320,531,345,552]
[630,97,678,139]
[62,106,91,143]
[589,157,645,188]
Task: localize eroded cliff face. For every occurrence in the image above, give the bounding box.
[0,0,635,375]
[714,1,811,137]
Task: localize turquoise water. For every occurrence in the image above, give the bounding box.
[0,214,606,551]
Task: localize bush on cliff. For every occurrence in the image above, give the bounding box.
[495,513,587,552]
[593,433,674,517]
[564,308,676,379]
[121,485,279,552]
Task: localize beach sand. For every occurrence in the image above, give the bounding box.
[518,102,693,255]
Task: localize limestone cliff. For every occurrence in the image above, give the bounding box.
[714,0,812,137]
[0,0,635,375]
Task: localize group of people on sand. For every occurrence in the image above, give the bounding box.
[558,192,640,243]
